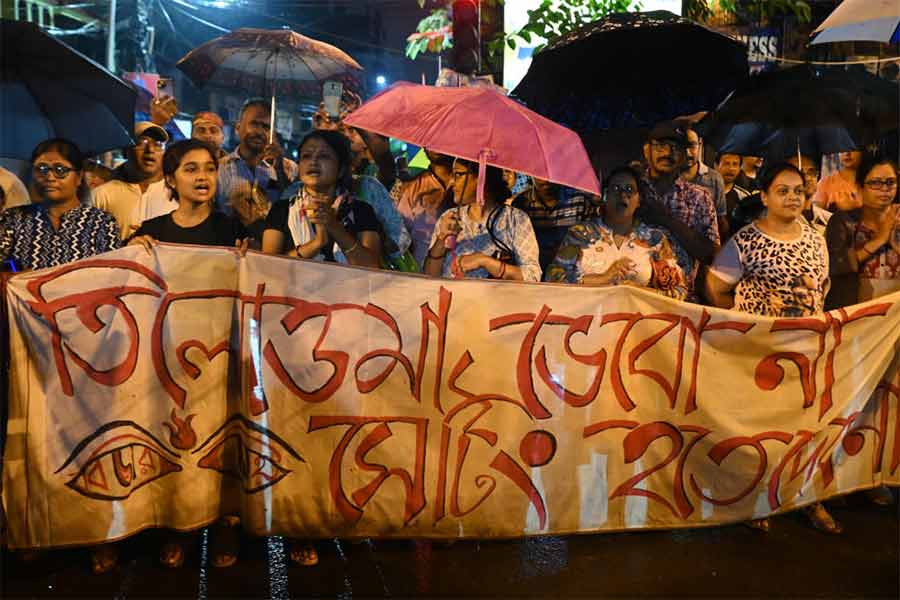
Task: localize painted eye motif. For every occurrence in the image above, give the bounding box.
[57,423,182,500]
[193,415,303,493]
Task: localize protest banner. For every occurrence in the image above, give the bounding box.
[3,245,899,548]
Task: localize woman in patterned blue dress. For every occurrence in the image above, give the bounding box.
[0,139,120,272]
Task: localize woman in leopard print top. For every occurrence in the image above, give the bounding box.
[706,162,841,536]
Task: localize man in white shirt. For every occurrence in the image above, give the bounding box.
[92,122,177,239]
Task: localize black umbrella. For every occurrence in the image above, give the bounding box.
[698,64,899,156]
[512,10,749,133]
[714,123,859,162]
[0,19,136,159]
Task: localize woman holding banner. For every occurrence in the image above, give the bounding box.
[0,139,121,273]
[424,159,541,282]
[544,165,690,299]
[823,153,899,508]
[128,139,249,254]
[705,162,842,534]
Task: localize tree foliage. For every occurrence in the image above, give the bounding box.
[405,8,452,60]
[683,0,811,24]
[406,0,812,66]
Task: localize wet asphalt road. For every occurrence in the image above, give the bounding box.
[2,497,898,598]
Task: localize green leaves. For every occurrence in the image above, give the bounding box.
[684,0,812,24]
[405,7,453,60]
[504,0,642,55]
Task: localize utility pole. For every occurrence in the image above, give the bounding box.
[106,0,117,73]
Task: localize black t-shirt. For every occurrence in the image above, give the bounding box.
[134,211,247,247]
[264,197,381,261]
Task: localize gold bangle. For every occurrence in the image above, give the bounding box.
[343,241,360,255]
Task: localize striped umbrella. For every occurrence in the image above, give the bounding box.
[177,28,363,140]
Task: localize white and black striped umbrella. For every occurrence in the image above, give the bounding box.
[177,28,363,98]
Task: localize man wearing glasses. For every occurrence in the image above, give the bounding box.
[92,122,177,239]
[636,120,720,302]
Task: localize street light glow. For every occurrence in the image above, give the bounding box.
[376,75,387,86]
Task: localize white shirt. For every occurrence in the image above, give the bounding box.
[92,178,177,239]
[0,166,30,209]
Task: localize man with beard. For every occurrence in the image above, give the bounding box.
[715,152,750,226]
[680,125,728,238]
[637,120,720,301]
[92,122,177,239]
[216,98,295,238]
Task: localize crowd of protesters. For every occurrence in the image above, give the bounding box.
[0,90,898,572]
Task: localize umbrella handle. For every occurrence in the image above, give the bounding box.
[269,94,276,145]
[476,149,496,206]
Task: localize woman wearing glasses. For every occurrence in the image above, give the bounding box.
[825,154,899,510]
[545,165,690,300]
[0,138,121,272]
[826,153,900,308]
[424,159,541,282]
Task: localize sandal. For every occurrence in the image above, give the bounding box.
[744,518,770,532]
[90,544,118,574]
[289,539,318,567]
[866,486,894,506]
[159,531,193,568]
[209,523,239,568]
[804,503,843,535]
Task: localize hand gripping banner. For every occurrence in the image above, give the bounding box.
[2,245,899,549]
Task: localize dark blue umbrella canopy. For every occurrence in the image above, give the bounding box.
[698,64,900,154]
[512,11,749,133]
[0,19,136,160]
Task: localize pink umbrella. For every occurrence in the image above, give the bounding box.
[343,82,600,202]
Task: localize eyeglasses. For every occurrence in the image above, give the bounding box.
[608,183,637,197]
[864,178,898,191]
[650,140,683,153]
[33,163,76,179]
[136,138,166,151]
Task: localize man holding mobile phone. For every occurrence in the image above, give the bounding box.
[216,98,296,239]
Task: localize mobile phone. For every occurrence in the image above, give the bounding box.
[323,81,343,119]
[156,77,174,99]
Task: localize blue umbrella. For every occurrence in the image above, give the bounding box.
[0,19,136,160]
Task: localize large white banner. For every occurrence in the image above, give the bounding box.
[3,245,899,549]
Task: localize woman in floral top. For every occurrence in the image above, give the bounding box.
[825,153,900,309]
[545,165,689,301]
[425,159,541,282]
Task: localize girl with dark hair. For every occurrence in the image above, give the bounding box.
[128,139,248,253]
[262,130,383,269]
[0,138,120,271]
[825,154,900,309]
[545,165,690,300]
[707,162,841,534]
[424,158,541,282]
